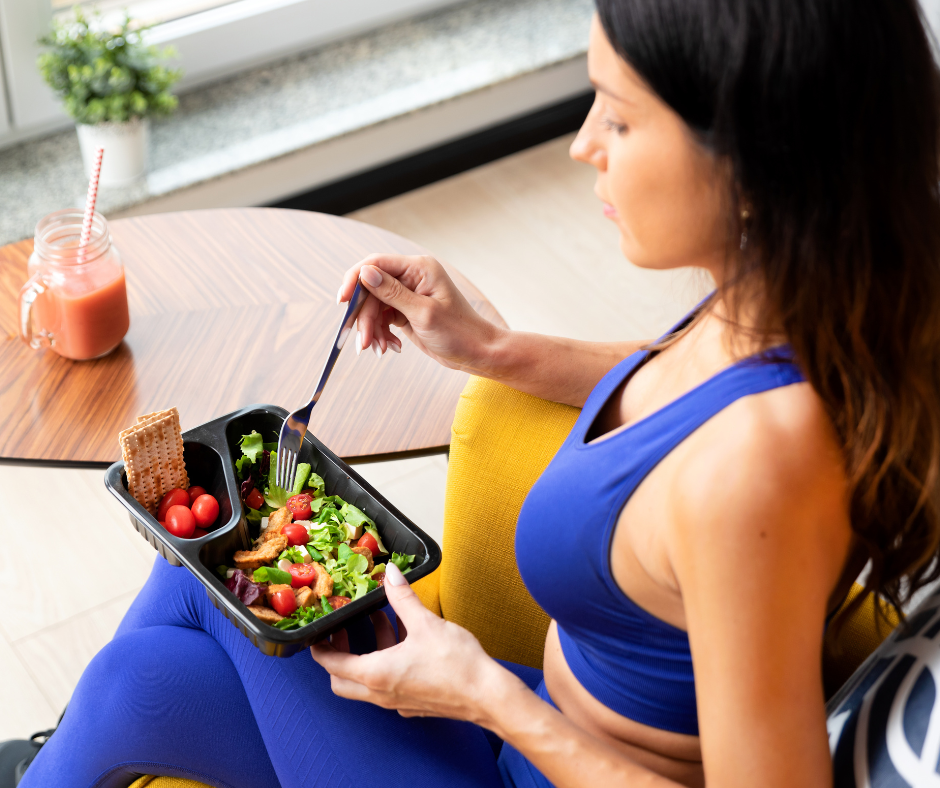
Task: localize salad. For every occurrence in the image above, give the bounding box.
[218,430,414,630]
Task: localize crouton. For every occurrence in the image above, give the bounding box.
[258,507,292,543]
[294,586,316,609]
[233,534,288,570]
[248,605,284,625]
[351,546,374,573]
[311,562,333,597]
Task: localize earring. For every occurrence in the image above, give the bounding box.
[740,207,750,251]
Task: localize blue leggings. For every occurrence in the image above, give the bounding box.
[20,558,546,788]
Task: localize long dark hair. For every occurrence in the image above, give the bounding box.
[596,0,940,617]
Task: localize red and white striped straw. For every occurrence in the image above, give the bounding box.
[78,146,104,262]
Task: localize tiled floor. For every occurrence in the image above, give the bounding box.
[0,133,701,740]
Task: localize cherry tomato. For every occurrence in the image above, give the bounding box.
[270,588,297,617]
[245,488,264,510]
[326,595,351,609]
[187,486,207,504]
[157,488,190,521]
[282,523,309,547]
[286,493,313,520]
[288,563,316,588]
[191,493,219,528]
[193,528,208,538]
[164,505,196,538]
[371,572,385,587]
[357,532,380,556]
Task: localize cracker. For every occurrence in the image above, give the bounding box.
[120,408,188,514]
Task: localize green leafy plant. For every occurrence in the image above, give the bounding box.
[37,8,182,125]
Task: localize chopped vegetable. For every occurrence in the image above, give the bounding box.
[238,431,264,463]
[252,566,291,585]
[389,552,415,573]
[225,569,266,606]
[291,463,311,495]
[363,524,387,554]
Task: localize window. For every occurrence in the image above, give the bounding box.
[52,0,240,27]
[0,0,463,143]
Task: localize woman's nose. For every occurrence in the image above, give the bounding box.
[569,100,607,171]
[569,127,606,171]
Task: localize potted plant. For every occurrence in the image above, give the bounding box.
[38,9,183,187]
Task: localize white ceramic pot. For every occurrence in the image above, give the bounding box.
[76,117,149,187]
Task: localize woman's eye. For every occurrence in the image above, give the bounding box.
[600,117,627,134]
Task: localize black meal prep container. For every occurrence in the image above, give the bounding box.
[104,404,442,657]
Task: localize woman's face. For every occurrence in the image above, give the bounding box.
[571,16,732,275]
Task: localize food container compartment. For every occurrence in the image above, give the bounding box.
[105,404,442,657]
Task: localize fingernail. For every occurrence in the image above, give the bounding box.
[336,287,342,305]
[356,331,363,356]
[386,563,407,586]
[388,340,401,354]
[361,266,382,288]
[372,339,383,359]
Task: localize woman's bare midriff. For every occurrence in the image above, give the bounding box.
[542,621,705,788]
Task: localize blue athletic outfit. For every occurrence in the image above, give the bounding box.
[21,301,804,788]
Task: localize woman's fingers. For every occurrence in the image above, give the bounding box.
[382,563,430,632]
[330,628,350,653]
[338,254,430,304]
[371,611,399,650]
[358,265,427,321]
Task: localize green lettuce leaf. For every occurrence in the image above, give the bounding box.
[273,604,327,630]
[216,564,229,578]
[306,473,326,498]
[340,502,375,529]
[345,554,368,575]
[246,508,263,527]
[279,546,307,564]
[317,505,340,525]
[389,552,415,573]
[321,595,334,614]
[264,485,290,509]
[370,563,386,576]
[263,441,278,451]
[292,463,311,495]
[235,455,253,478]
[252,566,291,585]
[308,524,343,556]
[239,431,264,463]
[262,449,291,508]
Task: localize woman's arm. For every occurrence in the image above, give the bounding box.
[338,254,643,407]
[665,388,852,787]
[311,565,682,788]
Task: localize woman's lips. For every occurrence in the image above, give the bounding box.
[602,203,617,218]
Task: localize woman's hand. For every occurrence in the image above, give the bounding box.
[337,254,503,372]
[310,563,520,726]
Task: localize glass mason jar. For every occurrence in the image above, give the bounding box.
[19,209,130,361]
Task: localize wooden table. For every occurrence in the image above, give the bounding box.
[0,208,503,466]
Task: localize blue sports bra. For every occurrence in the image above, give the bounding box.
[513,309,805,738]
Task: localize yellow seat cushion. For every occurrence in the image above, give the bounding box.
[129,778,210,788]
[822,581,899,699]
[434,376,580,668]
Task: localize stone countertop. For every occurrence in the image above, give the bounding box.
[0,0,592,247]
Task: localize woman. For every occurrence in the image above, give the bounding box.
[20,1,940,786]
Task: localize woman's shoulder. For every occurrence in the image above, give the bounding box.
[667,378,852,582]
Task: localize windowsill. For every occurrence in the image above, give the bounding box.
[0,0,592,247]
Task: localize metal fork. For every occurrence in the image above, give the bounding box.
[275,280,369,491]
